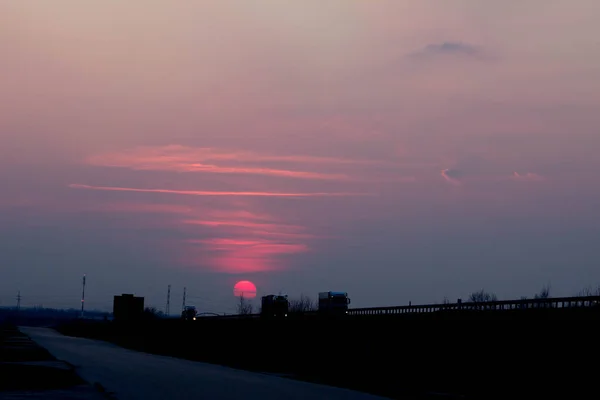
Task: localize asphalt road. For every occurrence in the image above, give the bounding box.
[20,327,389,400]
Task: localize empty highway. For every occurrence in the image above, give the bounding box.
[20,327,389,400]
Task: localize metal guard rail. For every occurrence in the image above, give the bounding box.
[194,296,600,320]
[347,295,600,316]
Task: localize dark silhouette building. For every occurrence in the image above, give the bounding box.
[113,294,144,321]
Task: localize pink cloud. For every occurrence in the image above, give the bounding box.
[85,145,386,181]
[66,162,343,273]
[68,184,369,198]
[204,209,272,222]
[182,239,309,273]
[183,219,305,234]
[440,169,462,186]
[69,195,315,274]
[85,202,194,214]
[248,230,321,240]
[188,238,308,255]
[179,208,313,273]
[186,253,283,274]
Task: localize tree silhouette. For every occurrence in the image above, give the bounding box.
[533,285,552,308]
[534,285,551,299]
[143,307,164,320]
[236,295,253,315]
[289,293,316,313]
[577,285,600,297]
[468,290,497,303]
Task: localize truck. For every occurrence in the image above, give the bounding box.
[181,305,197,321]
[261,294,289,318]
[318,291,351,315]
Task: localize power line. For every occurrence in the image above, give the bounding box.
[16,291,21,311]
[166,284,171,316]
[81,274,86,318]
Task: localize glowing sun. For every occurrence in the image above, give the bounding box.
[233,280,257,298]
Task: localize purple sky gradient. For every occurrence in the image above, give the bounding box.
[1,1,599,313]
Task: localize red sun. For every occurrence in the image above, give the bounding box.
[233,280,257,298]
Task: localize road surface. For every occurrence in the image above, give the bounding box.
[20,327,389,400]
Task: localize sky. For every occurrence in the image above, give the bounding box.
[1,0,600,313]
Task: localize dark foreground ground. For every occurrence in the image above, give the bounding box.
[57,307,600,399]
[0,323,104,399]
[22,327,387,400]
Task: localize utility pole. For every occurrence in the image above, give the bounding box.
[80,274,86,318]
[16,291,21,311]
[182,287,186,313]
[166,284,171,316]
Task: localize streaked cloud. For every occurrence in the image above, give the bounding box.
[183,219,305,234]
[68,184,370,198]
[85,202,194,214]
[180,207,314,273]
[188,238,308,256]
[85,145,391,181]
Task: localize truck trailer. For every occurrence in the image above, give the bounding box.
[261,294,289,318]
[181,305,197,320]
[318,291,350,315]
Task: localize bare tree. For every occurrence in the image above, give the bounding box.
[288,293,316,313]
[534,285,551,299]
[577,285,600,297]
[143,307,164,320]
[236,295,254,315]
[468,290,498,303]
[533,285,552,308]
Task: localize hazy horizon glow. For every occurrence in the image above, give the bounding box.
[1,1,600,314]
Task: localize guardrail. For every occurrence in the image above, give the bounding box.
[347,296,600,316]
[191,296,600,321]
[196,313,260,320]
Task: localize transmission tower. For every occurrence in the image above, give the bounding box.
[166,284,171,316]
[16,291,21,311]
[182,287,186,312]
[80,274,86,318]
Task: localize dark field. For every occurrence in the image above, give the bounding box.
[0,323,105,399]
[56,307,600,399]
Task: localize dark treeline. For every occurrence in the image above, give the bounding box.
[0,307,108,326]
